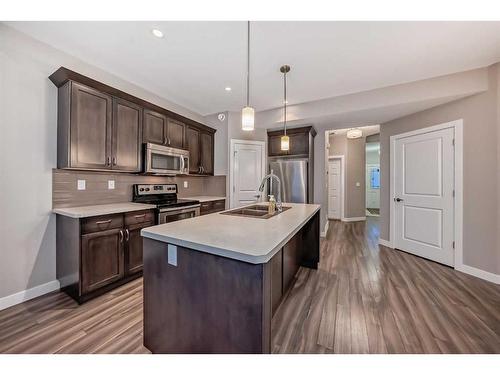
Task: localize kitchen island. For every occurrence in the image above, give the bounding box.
[141,203,320,353]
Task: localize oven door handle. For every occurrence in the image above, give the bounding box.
[180,156,185,173]
[159,204,201,214]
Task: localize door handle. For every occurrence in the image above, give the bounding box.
[254,194,261,198]
[394,197,404,202]
[125,229,130,241]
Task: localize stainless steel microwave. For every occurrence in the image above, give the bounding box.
[144,143,189,175]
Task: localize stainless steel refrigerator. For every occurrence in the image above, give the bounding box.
[269,158,312,203]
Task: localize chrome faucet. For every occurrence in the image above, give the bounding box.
[258,172,283,212]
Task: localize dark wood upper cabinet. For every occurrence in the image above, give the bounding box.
[143,109,167,145]
[68,82,112,169]
[81,227,124,294]
[166,118,185,149]
[267,126,316,157]
[185,125,201,174]
[200,131,214,175]
[50,67,216,174]
[112,98,142,172]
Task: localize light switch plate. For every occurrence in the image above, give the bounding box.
[183,181,188,188]
[356,182,361,187]
[77,179,86,190]
[108,180,115,190]
[167,244,178,266]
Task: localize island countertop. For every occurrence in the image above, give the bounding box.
[141,202,320,264]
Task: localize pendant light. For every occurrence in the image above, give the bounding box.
[280,65,291,151]
[241,21,255,131]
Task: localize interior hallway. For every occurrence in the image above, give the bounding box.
[0,218,499,353]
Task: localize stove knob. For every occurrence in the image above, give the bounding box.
[145,188,150,192]
[139,188,144,192]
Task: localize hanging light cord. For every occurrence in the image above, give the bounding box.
[283,69,287,136]
[246,21,250,107]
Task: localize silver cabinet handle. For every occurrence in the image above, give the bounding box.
[119,229,124,243]
[96,219,112,225]
[112,157,117,166]
[134,214,146,219]
[125,229,130,241]
[106,156,111,166]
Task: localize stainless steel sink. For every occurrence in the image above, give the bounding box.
[220,205,291,219]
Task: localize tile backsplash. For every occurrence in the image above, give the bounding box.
[53,169,226,208]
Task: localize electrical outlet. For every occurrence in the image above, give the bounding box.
[108,180,115,190]
[77,180,86,191]
[167,244,178,266]
[183,181,188,188]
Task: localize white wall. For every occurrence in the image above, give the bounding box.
[0,24,209,303]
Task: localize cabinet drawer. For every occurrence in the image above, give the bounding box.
[82,214,123,234]
[124,210,155,226]
[200,201,213,215]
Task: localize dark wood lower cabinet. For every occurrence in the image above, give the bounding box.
[81,228,124,294]
[143,210,320,353]
[125,224,147,275]
[199,199,226,215]
[56,209,154,303]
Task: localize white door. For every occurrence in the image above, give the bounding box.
[394,127,455,266]
[232,141,265,208]
[328,159,342,219]
[366,164,380,209]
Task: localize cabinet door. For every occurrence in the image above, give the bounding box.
[289,132,309,155]
[125,226,145,275]
[268,135,287,157]
[283,231,301,293]
[185,126,201,174]
[200,131,214,175]
[70,83,112,169]
[270,249,283,316]
[112,98,142,172]
[143,109,167,145]
[166,118,185,149]
[81,228,124,294]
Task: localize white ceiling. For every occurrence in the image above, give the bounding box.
[7,21,500,115]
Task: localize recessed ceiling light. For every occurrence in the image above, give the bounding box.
[225,87,232,92]
[152,29,164,38]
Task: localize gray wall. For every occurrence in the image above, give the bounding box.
[380,63,500,274]
[0,24,212,300]
[328,133,366,218]
[204,111,228,177]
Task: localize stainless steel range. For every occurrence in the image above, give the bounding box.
[132,184,200,224]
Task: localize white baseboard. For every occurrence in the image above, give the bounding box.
[0,280,60,311]
[455,264,500,284]
[378,238,394,248]
[320,220,329,238]
[341,216,366,222]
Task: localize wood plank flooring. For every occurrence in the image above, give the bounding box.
[1,217,499,354]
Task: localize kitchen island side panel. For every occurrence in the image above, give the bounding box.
[143,238,271,354]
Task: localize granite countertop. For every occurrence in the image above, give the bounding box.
[183,196,226,203]
[53,202,157,218]
[141,203,320,264]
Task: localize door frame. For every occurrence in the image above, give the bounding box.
[229,139,267,209]
[327,155,345,221]
[389,119,463,268]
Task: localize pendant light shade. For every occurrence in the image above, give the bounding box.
[242,21,255,131]
[280,65,291,151]
[241,106,255,131]
[280,135,290,151]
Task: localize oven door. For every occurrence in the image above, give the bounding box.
[158,205,201,224]
[144,144,189,175]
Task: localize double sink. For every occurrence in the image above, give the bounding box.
[221,204,291,219]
